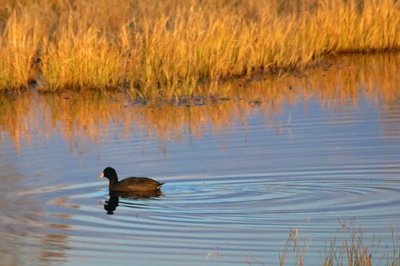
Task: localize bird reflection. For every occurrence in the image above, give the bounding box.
[104,190,162,215]
[104,196,119,214]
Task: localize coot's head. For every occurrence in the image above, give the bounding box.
[100,167,118,181]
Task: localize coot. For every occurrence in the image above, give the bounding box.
[100,167,163,192]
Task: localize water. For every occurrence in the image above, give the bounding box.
[1,54,400,265]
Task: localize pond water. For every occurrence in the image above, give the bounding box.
[0,54,400,265]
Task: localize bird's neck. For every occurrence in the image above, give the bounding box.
[108,177,118,189]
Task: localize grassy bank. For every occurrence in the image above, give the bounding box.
[0,0,400,98]
[1,54,399,152]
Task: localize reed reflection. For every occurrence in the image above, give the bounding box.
[0,54,399,154]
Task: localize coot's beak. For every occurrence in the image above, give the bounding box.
[98,171,104,179]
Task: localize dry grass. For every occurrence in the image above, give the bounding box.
[279,228,309,266]
[278,222,400,266]
[0,0,399,98]
[323,221,374,266]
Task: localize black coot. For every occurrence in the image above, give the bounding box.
[100,167,163,192]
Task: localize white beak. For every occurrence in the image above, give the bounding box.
[98,172,104,178]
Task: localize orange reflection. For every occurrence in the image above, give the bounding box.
[0,54,399,153]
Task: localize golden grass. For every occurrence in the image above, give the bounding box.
[0,0,399,97]
[279,222,400,266]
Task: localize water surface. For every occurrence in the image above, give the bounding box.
[0,54,400,265]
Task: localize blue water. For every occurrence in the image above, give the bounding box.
[1,55,400,266]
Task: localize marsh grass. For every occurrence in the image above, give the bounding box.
[279,228,309,266]
[278,222,400,266]
[0,0,400,97]
[323,221,375,266]
[322,221,400,266]
[0,9,41,89]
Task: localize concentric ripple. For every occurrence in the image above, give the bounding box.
[9,163,400,265]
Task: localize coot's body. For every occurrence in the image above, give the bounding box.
[100,167,163,192]
[109,176,163,192]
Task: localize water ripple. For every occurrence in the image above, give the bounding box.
[8,165,396,265]
[15,164,399,241]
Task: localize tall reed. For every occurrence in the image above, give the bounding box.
[0,0,399,98]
